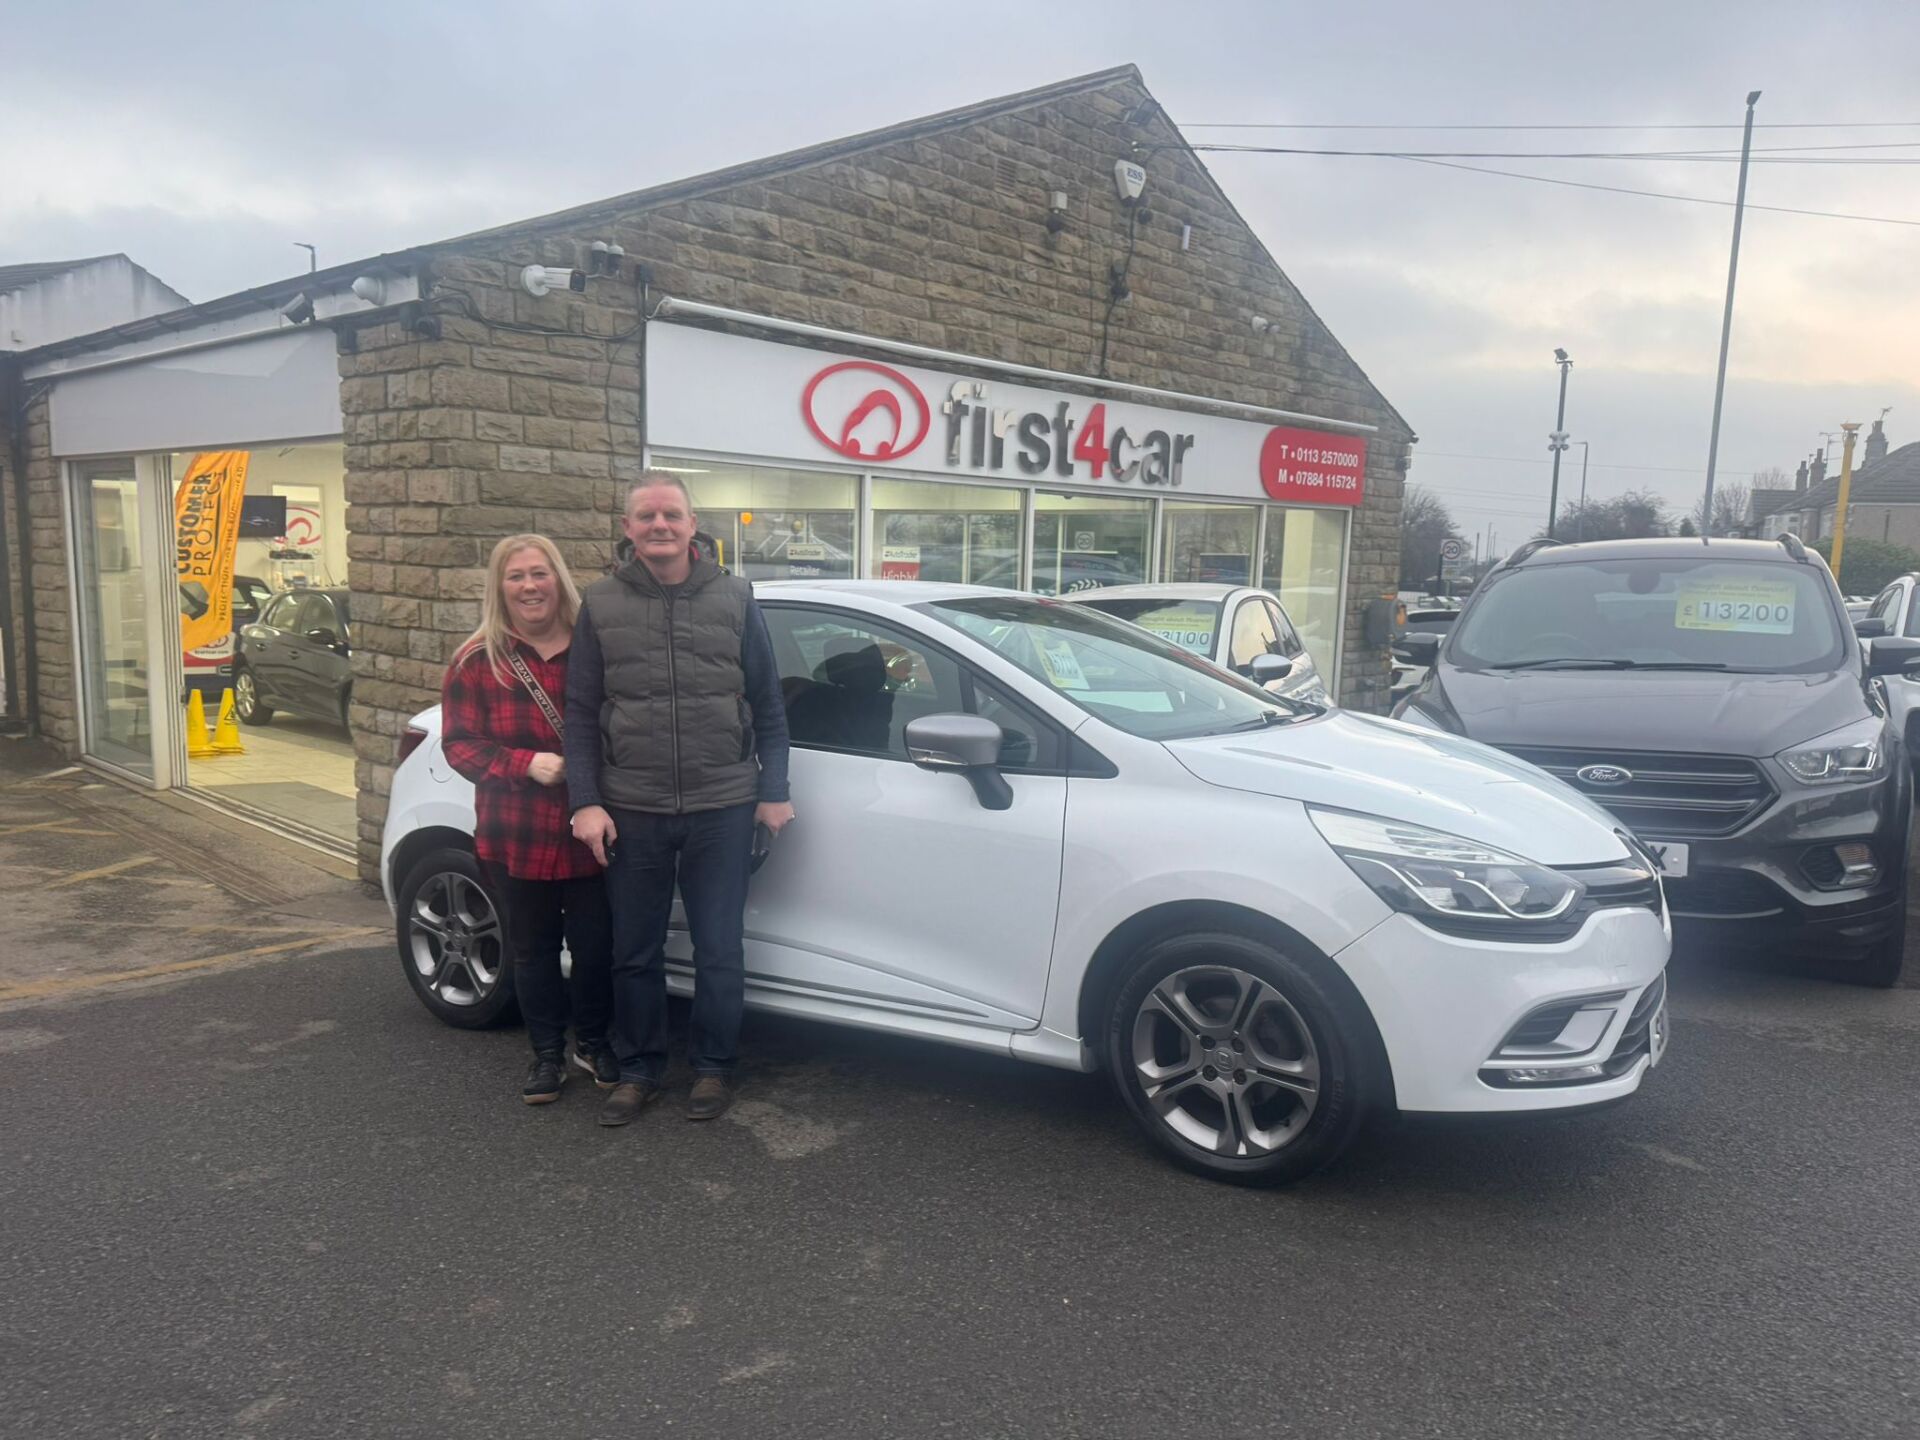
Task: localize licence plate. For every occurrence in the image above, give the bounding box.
[1640,839,1689,879]
[1647,999,1670,1068]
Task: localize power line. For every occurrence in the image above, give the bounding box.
[1183,121,1920,132]
[1418,450,1764,477]
[1393,155,1920,227]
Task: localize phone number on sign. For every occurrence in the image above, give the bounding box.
[1275,469,1362,491]
[1271,445,1359,468]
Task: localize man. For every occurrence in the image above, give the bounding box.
[566,472,794,1126]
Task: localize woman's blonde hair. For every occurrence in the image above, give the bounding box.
[454,533,583,686]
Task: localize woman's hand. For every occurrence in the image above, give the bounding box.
[527,752,566,787]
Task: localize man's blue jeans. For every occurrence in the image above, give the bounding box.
[603,801,756,1085]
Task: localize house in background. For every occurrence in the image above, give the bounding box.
[1754,420,1920,548]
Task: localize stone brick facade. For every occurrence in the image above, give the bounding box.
[337,67,1412,879]
[2,387,76,746]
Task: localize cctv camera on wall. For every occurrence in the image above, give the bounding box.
[279,292,316,324]
[521,265,587,297]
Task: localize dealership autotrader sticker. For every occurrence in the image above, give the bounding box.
[1130,606,1218,655]
[1674,578,1797,634]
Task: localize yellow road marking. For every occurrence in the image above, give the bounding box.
[0,822,117,838]
[46,855,160,888]
[0,928,382,1002]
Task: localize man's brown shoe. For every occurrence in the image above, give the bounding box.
[598,1081,659,1127]
[686,1075,733,1121]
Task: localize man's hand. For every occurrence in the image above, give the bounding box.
[755,800,795,838]
[526,752,566,787]
[572,804,618,867]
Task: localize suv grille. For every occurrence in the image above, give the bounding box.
[1500,746,1774,838]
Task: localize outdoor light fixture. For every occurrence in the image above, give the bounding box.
[278,292,316,325]
[1249,314,1272,333]
[1046,190,1069,234]
[350,274,387,306]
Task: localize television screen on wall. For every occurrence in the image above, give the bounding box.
[239,495,288,538]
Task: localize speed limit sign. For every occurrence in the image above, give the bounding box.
[1440,538,1467,562]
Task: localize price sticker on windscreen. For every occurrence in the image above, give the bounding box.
[1673,578,1797,634]
[1036,639,1090,690]
[1132,607,1217,655]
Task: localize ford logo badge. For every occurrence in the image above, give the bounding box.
[1577,764,1633,787]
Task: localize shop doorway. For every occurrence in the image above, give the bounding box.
[70,458,172,779]
[169,442,358,847]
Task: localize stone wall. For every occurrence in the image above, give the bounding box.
[340,69,1412,879]
[11,390,77,747]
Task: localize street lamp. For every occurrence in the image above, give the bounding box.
[1547,349,1573,537]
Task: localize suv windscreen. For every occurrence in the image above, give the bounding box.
[924,596,1305,740]
[1450,558,1848,674]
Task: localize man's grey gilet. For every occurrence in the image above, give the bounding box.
[581,556,758,814]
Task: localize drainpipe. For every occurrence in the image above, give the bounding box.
[0,358,39,736]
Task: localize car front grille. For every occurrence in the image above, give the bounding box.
[1500,746,1774,838]
[1663,870,1785,918]
[1605,972,1667,1075]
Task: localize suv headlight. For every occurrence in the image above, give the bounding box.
[1310,808,1583,926]
[1778,717,1885,785]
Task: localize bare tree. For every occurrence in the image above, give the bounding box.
[1696,481,1751,537]
[1549,489,1672,542]
[1400,486,1464,587]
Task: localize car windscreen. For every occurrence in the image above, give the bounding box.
[1073,598,1224,657]
[1450,558,1848,673]
[923,596,1303,740]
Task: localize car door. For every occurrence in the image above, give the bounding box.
[245,594,302,704]
[281,593,346,717]
[1263,597,1325,703]
[737,603,1070,1028]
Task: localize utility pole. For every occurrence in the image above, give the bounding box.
[294,242,317,273]
[1547,349,1572,537]
[1830,422,1862,584]
[1574,441,1590,541]
[1703,89,1762,532]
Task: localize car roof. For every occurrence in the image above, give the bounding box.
[1514,537,1807,566]
[1068,583,1252,602]
[753,579,1010,606]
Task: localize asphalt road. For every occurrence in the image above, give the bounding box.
[2,938,1917,1439]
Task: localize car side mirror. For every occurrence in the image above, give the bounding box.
[1398,632,1443,664]
[305,628,345,651]
[1855,616,1890,639]
[1248,653,1292,687]
[904,713,1012,810]
[1866,636,1920,676]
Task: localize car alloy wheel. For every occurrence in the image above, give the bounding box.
[408,870,505,1010]
[234,667,272,725]
[1130,963,1320,1158]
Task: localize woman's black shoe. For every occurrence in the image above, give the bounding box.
[522,1056,566,1105]
[569,1042,619,1090]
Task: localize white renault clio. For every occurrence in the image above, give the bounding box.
[382,582,1670,1185]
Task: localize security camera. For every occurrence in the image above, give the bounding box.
[1113,159,1147,203]
[521,265,587,297]
[1249,315,1272,333]
[279,292,316,325]
[350,274,387,306]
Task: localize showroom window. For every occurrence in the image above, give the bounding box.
[1032,491,1150,595]
[869,478,1022,588]
[1161,502,1257,585]
[1261,507,1347,680]
[671,463,857,582]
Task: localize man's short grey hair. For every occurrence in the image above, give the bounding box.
[625,470,693,510]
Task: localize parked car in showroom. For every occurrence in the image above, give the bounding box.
[1395,534,1912,986]
[181,574,275,700]
[234,587,353,729]
[384,581,1669,1186]
[1067,583,1329,705]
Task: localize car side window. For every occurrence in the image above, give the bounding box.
[1898,585,1920,638]
[763,608,968,760]
[966,674,1061,772]
[260,594,298,630]
[1264,599,1305,658]
[296,594,340,642]
[1869,586,1900,627]
[1228,600,1280,668]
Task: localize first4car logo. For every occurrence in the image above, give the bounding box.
[801,360,931,460]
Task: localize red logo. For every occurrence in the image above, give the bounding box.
[801,360,930,462]
[1258,427,1367,507]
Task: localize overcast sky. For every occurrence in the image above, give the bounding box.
[6,0,1917,553]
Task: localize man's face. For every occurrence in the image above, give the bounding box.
[623,484,697,567]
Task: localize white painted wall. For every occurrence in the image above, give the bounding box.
[1,256,189,351]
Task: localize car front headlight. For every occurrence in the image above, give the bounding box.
[1778,717,1886,785]
[1309,808,1583,926]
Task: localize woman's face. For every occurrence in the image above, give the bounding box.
[502,547,561,633]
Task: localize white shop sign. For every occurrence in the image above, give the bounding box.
[646,324,1366,506]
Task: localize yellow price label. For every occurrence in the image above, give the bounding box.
[1674,579,1796,634]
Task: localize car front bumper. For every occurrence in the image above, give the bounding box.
[1334,906,1672,1114]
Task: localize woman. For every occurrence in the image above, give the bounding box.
[442,534,616,1105]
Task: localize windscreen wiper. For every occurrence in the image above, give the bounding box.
[1220,709,1294,732]
[1491,657,1732,671]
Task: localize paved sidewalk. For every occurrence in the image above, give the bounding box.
[0,736,388,1009]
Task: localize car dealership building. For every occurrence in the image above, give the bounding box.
[0,65,1413,880]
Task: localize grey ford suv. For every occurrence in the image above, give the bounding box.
[1393,534,1914,986]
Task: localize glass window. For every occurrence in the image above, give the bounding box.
[1265,599,1306,659]
[261,594,301,630]
[763,608,967,759]
[1261,507,1347,681]
[1451,558,1847,674]
[1161,502,1256,586]
[74,463,153,777]
[1032,491,1150,596]
[1228,600,1281,669]
[1073,596,1223,658]
[670,462,856,583]
[926,596,1308,741]
[869,478,1022,588]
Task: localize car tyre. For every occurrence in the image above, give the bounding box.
[1106,930,1376,1186]
[233,664,274,726]
[395,846,518,1029]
